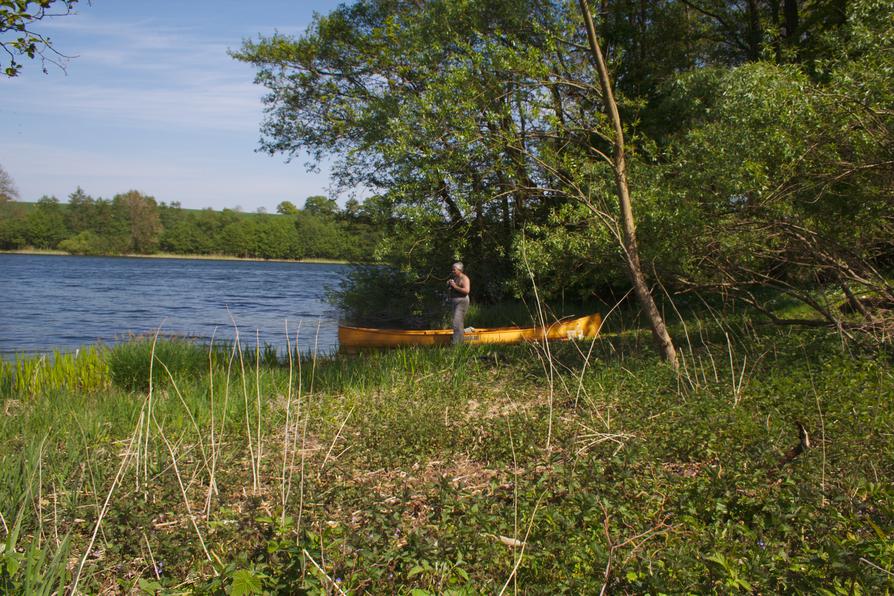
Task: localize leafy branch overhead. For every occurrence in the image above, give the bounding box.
[0,0,81,76]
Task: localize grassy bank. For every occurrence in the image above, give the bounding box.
[1,314,892,593]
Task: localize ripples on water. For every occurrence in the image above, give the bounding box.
[0,254,349,357]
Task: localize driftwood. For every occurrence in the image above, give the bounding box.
[777,421,811,467]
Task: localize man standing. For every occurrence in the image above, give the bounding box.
[447,262,471,345]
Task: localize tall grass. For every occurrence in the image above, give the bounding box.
[0,347,109,400]
[0,311,892,593]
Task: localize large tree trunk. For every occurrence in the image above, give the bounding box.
[783,0,799,42]
[745,0,763,60]
[578,0,679,368]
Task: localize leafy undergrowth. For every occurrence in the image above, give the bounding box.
[1,319,892,594]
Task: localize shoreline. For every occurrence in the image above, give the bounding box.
[0,248,352,265]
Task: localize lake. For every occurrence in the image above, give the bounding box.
[0,254,349,357]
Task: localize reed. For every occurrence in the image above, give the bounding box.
[0,347,109,400]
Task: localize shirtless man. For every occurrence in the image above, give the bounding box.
[447,262,471,345]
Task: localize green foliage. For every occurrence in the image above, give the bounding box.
[0,197,27,249]
[0,346,109,400]
[64,187,92,233]
[0,0,81,76]
[275,200,298,215]
[232,0,893,340]
[292,212,336,259]
[658,35,894,317]
[25,196,67,249]
[0,509,71,594]
[3,190,385,262]
[229,568,265,595]
[5,0,894,583]
[113,190,162,254]
[0,162,18,202]
[302,195,338,220]
[158,209,216,255]
[332,265,449,327]
[252,214,302,260]
[1,315,893,592]
[57,230,105,255]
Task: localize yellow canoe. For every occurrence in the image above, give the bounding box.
[338,312,602,351]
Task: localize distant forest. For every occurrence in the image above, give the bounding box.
[0,188,386,262]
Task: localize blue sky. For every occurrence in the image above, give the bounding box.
[0,0,345,212]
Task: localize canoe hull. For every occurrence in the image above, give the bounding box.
[338,313,602,351]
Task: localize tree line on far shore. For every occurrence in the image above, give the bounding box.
[0,185,387,262]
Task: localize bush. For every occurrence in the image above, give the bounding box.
[58,231,107,255]
[330,265,449,328]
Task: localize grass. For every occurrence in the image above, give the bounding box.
[0,308,892,593]
[0,347,109,400]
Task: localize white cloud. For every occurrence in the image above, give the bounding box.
[3,14,267,133]
[8,80,264,133]
[0,3,344,211]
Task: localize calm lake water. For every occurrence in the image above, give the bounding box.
[0,254,349,357]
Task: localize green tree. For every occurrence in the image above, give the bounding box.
[235,0,894,340]
[65,187,94,233]
[666,56,894,325]
[0,162,19,202]
[233,0,561,302]
[302,196,338,220]
[160,215,213,255]
[219,219,255,258]
[58,230,105,255]
[25,195,67,248]
[112,190,161,254]
[158,200,183,230]
[295,212,342,259]
[276,200,299,215]
[0,190,26,249]
[341,198,361,221]
[89,198,129,253]
[193,208,223,254]
[254,215,301,259]
[0,163,26,249]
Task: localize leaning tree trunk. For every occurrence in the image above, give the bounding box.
[578,0,679,368]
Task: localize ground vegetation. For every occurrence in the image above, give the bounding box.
[0,305,892,593]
